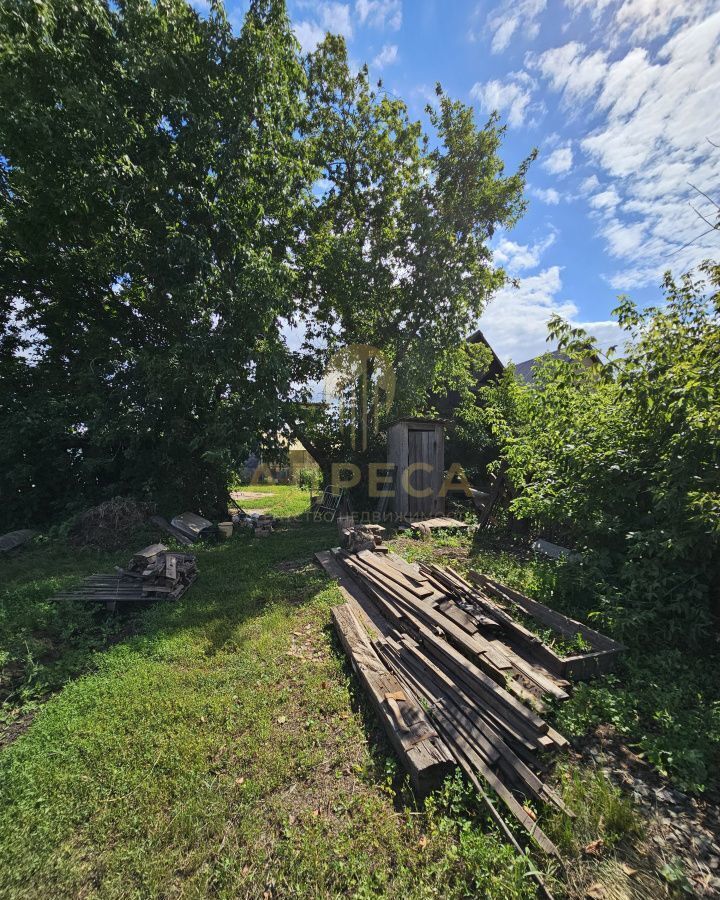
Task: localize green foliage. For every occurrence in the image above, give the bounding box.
[292,42,535,478]
[296,467,321,492]
[545,765,640,857]
[0,0,311,527]
[483,263,720,637]
[1,0,534,523]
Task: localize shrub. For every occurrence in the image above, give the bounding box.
[483,263,720,637]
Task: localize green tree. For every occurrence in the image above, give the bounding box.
[0,0,311,526]
[290,37,534,485]
[483,263,720,637]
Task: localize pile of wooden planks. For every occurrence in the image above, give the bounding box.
[318,548,608,861]
[118,543,198,597]
[51,544,198,612]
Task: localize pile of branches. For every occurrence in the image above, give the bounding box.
[68,496,155,550]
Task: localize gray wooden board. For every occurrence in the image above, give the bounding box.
[410,517,470,531]
[381,638,560,857]
[472,572,624,679]
[331,604,455,796]
[344,553,512,674]
[315,550,394,639]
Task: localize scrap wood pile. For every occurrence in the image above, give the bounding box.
[51,543,197,611]
[230,498,274,537]
[339,521,388,554]
[318,547,623,862]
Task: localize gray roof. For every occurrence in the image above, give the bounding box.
[513,350,568,385]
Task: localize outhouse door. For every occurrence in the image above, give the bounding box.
[407,428,436,517]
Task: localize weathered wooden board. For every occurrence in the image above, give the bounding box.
[315,550,393,639]
[471,572,625,680]
[410,517,470,531]
[331,604,455,796]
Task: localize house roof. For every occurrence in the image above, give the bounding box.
[466,328,505,378]
[513,350,569,385]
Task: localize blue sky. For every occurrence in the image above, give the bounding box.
[215,0,720,363]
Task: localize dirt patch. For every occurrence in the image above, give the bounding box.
[0,709,37,750]
[569,725,720,897]
[232,491,275,501]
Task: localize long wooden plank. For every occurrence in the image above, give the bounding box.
[407,619,548,739]
[344,554,512,675]
[355,551,437,599]
[392,635,538,751]
[384,551,431,585]
[477,573,621,650]
[331,604,455,796]
[421,566,571,699]
[317,550,394,639]
[399,684,560,857]
[392,635,539,754]
[378,639,501,768]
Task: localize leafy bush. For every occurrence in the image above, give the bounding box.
[296,468,322,493]
[483,263,720,637]
[481,264,720,790]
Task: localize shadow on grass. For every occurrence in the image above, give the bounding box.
[0,512,338,739]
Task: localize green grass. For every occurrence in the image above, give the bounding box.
[0,489,543,899]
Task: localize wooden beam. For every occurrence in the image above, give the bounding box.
[331,604,455,796]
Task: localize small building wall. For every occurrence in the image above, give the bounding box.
[387,418,445,519]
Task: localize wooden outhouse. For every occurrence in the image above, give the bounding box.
[387,418,445,519]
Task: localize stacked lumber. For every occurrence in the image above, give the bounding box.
[321,549,576,859]
[51,544,197,611]
[119,543,198,598]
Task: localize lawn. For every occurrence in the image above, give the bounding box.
[0,488,539,899]
[0,488,711,898]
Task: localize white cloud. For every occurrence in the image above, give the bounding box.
[564,0,718,42]
[579,174,600,194]
[372,43,398,68]
[531,9,720,288]
[531,186,561,204]
[482,0,547,54]
[356,0,402,30]
[479,266,621,362]
[470,72,539,128]
[294,20,326,51]
[542,145,573,175]
[589,187,621,210]
[295,3,353,51]
[494,231,557,271]
[322,2,354,36]
[527,42,608,106]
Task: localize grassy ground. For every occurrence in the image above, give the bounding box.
[0,488,541,899]
[2,488,708,898]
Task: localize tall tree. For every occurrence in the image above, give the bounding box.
[290,36,534,483]
[0,0,311,526]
